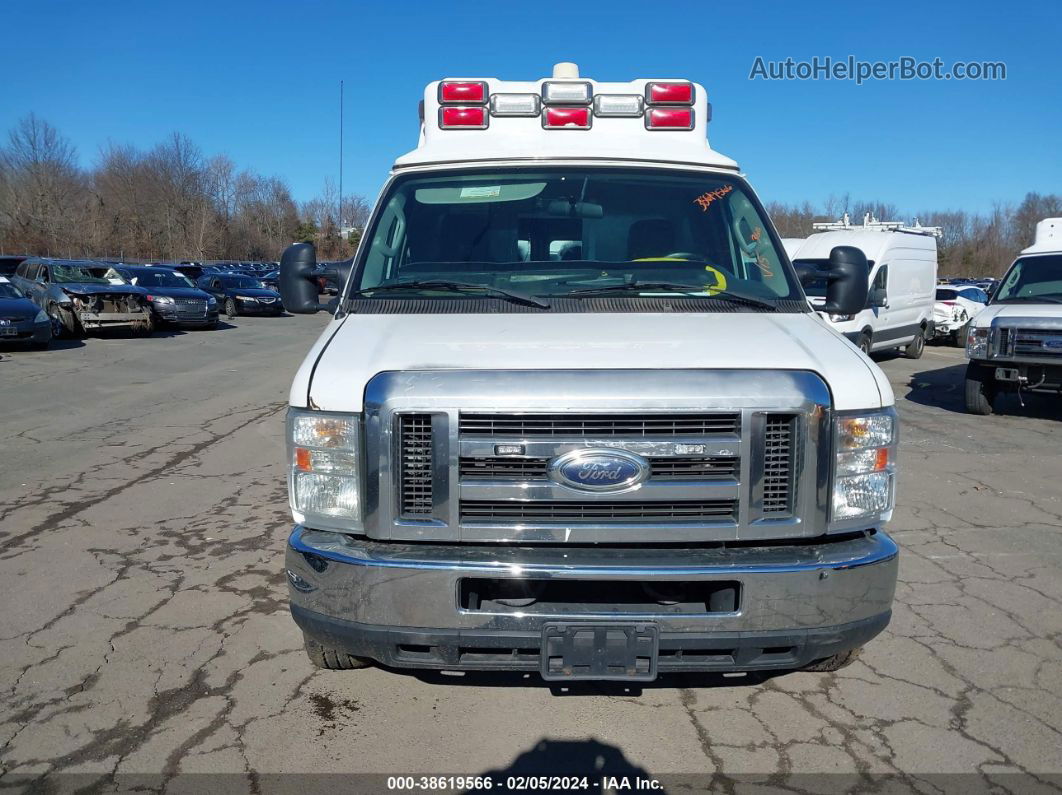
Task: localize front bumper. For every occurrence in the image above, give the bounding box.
[287,526,898,673]
[76,310,149,329]
[235,298,281,314]
[0,320,51,343]
[152,306,220,326]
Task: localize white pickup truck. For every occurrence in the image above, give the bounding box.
[278,64,899,682]
[965,218,1062,413]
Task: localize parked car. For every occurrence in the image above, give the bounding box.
[12,258,153,337]
[111,265,220,329]
[933,285,988,345]
[260,270,280,291]
[0,255,28,278]
[196,273,283,316]
[0,276,51,349]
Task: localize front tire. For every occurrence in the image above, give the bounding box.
[903,327,926,359]
[49,302,82,339]
[225,298,238,318]
[802,647,862,672]
[964,362,996,415]
[303,635,373,670]
[856,332,872,356]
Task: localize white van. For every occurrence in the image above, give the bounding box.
[277,64,899,682]
[791,216,939,357]
[964,217,1062,413]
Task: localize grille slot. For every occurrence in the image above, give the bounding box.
[761,415,796,515]
[459,412,740,437]
[459,456,738,480]
[398,414,434,518]
[460,500,737,523]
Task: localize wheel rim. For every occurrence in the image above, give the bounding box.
[860,337,870,354]
[913,333,924,354]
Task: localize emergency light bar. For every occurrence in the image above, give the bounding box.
[435,72,702,132]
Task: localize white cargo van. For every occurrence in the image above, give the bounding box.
[964,217,1062,413]
[791,216,939,357]
[278,65,899,682]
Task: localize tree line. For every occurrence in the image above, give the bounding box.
[0,114,368,262]
[766,192,1061,277]
[1,113,1057,274]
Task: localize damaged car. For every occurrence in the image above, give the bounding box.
[12,258,154,338]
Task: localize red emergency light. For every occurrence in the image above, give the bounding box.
[439,81,488,104]
[543,107,591,130]
[645,82,694,105]
[439,106,489,129]
[645,107,694,130]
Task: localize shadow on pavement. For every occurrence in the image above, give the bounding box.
[476,738,657,791]
[906,361,1062,419]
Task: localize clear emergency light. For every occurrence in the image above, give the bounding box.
[436,71,699,132]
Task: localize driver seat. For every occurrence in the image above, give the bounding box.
[627,219,675,261]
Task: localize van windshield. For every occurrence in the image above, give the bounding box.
[993,255,1062,303]
[350,168,804,310]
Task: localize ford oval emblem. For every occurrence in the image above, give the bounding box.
[1042,338,1062,350]
[548,448,650,493]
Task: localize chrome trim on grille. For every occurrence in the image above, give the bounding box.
[990,316,1062,364]
[363,370,831,544]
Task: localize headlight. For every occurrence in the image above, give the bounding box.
[287,408,362,530]
[146,294,175,304]
[206,296,217,306]
[829,313,853,322]
[34,310,49,323]
[966,327,989,359]
[237,295,259,301]
[831,410,896,525]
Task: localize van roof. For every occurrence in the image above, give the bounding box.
[1022,217,1062,254]
[395,64,738,172]
[791,229,938,264]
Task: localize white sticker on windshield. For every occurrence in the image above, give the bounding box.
[459,186,501,199]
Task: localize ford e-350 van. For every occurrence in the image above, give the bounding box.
[277,64,898,682]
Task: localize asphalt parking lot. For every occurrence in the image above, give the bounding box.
[2,320,1061,792]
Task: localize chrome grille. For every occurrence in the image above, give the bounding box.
[459,412,740,437]
[398,414,434,518]
[459,456,739,481]
[460,500,737,522]
[761,415,796,515]
[1014,327,1062,357]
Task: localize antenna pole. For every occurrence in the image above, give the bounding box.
[339,80,344,231]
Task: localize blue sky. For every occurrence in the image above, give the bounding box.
[2,0,1059,215]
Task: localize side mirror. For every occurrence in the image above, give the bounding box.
[821,246,869,316]
[279,243,322,313]
[867,287,887,308]
[793,262,818,286]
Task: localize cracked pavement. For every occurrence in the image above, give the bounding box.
[1,322,1060,792]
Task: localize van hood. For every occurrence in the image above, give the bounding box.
[973,303,1062,327]
[294,311,892,412]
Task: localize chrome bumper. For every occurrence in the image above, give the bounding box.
[286,526,898,634]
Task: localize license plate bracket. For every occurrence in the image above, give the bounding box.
[0,328,18,336]
[540,622,659,682]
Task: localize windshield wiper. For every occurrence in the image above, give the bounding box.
[354,279,550,309]
[561,281,778,310]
